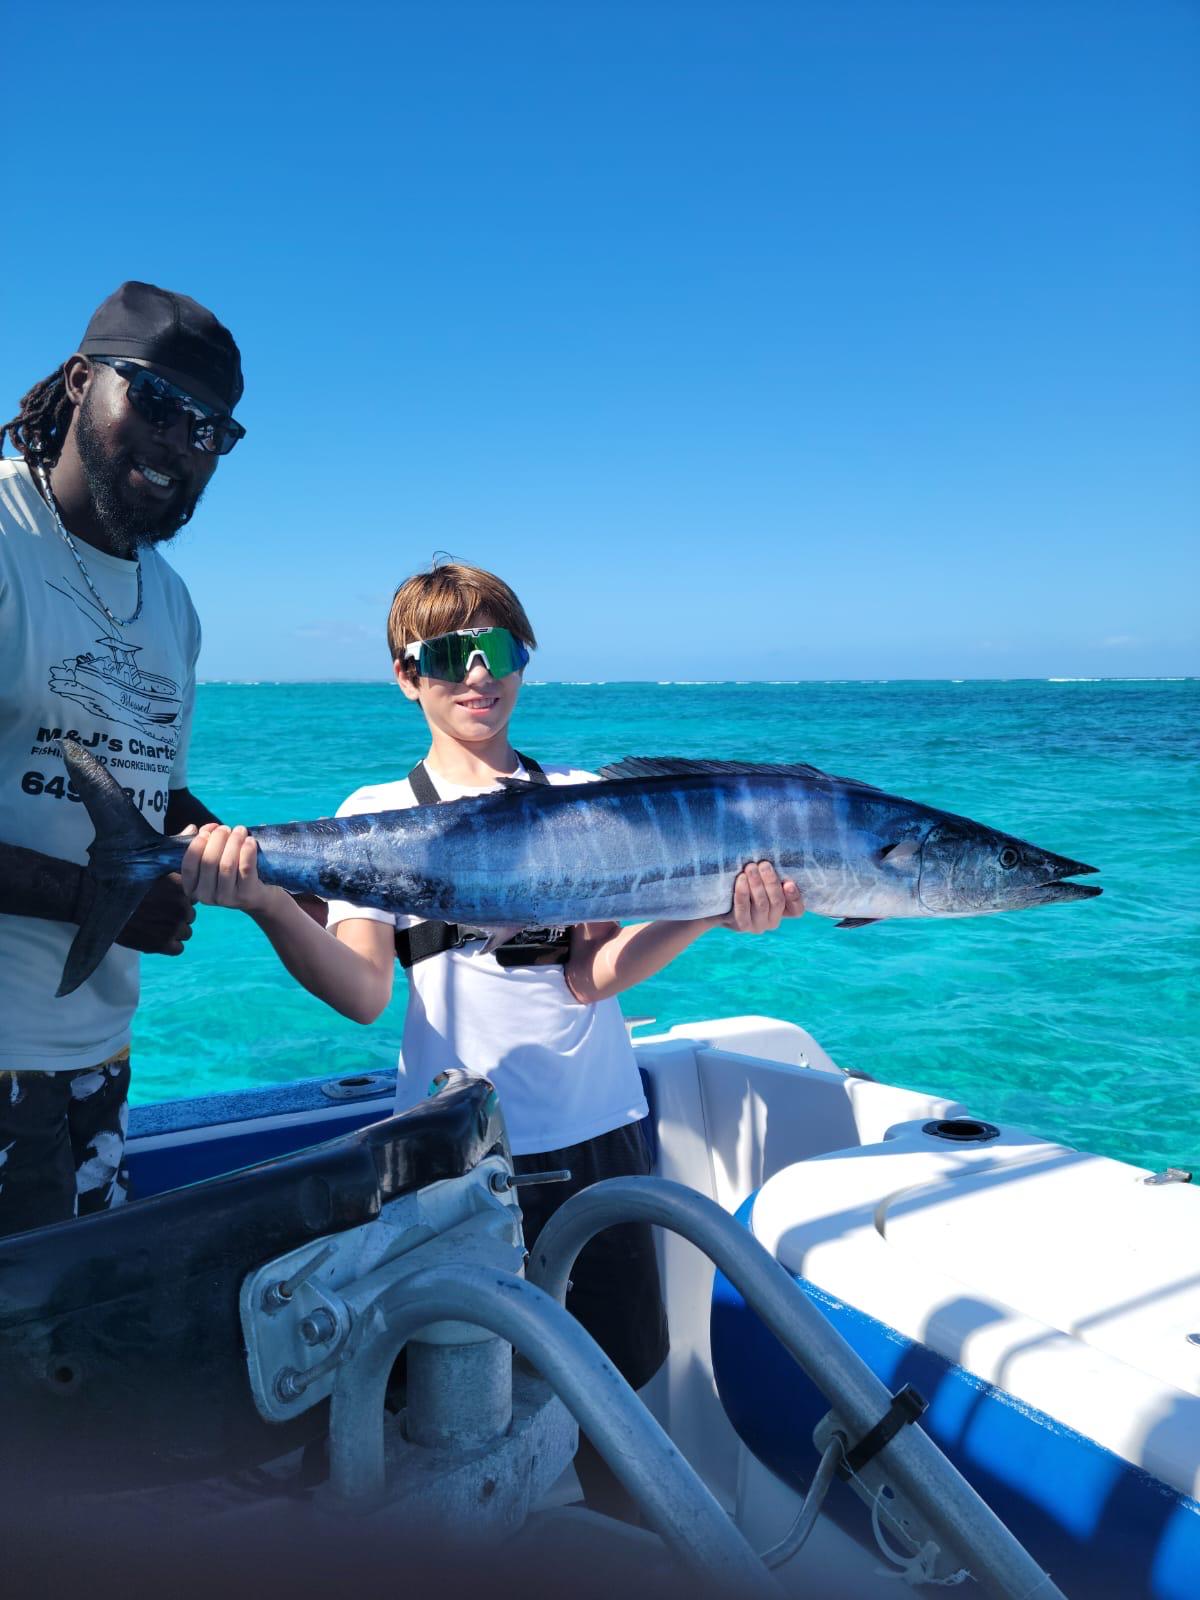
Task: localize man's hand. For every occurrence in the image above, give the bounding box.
[720,862,804,934]
[114,874,196,956]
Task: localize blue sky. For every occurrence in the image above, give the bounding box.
[3,1,1196,681]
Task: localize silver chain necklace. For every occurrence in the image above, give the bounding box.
[34,459,143,628]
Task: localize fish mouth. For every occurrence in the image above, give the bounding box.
[1037,879,1102,902]
[1033,859,1102,903]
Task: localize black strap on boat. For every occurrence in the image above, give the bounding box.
[840,1384,928,1478]
[395,754,565,969]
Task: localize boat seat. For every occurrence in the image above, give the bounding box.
[710,1127,1200,1600]
[0,1076,507,1492]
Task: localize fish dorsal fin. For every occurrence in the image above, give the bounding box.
[597,756,832,781]
[496,776,539,790]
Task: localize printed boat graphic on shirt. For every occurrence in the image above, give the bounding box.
[49,638,181,740]
[45,578,182,747]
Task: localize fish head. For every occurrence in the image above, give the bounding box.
[917,821,1101,915]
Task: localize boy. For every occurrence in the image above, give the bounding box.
[182,562,802,1500]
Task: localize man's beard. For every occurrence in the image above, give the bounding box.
[75,392,204,556]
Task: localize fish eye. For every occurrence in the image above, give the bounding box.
[998,846,1020,870]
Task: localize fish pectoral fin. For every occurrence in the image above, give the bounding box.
[496,776,538,790]
[836,917,882,929]
[879,840,920,866]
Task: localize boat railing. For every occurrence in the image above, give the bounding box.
[528,1175,1068,1600]
[321,1261,781,1598]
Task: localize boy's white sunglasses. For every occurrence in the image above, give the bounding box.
[403,626,530,683]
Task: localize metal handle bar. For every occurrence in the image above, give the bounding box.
[326,1261,781,1599]
[527,1176,1066,1600]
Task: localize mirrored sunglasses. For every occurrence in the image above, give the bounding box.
[403,626,530,683]
[91,357,246,455]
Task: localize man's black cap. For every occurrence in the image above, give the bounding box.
[79,281,244,413]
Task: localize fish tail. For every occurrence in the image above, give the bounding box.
[56,740,179,998]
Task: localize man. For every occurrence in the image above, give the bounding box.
[0,281,244,1237]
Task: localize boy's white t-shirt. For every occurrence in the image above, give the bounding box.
[324,761,649,1156]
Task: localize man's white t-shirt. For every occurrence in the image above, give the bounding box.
[0,459,200,1069]
[324,762,649,1156]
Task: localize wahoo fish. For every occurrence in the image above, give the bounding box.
[55,741,1100,997]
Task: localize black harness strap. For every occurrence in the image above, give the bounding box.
[395,754,551,970]
[405,759,442,807]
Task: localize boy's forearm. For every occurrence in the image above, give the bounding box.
[565,916,719,1004]
[251,891,390,1023]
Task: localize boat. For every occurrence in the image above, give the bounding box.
[1,1014,1196,1598]
[49,636,183,739]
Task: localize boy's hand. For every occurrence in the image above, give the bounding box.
[180,824,280,917]
[721,862,804,934]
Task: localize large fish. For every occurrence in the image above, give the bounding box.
[54,740,1100,997]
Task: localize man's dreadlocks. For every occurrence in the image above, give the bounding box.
[0,366,71,466]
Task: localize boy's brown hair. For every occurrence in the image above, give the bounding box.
[387,561,538,665]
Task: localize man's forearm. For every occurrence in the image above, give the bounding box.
[1,793,220,920]
[0,840,197,955]
[0,841,89,924]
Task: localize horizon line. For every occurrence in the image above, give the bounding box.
[197,674,1198,687]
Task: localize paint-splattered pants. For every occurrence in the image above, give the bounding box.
[0,1050,131,1239]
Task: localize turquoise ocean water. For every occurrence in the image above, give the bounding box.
[136,679,1198,1176]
